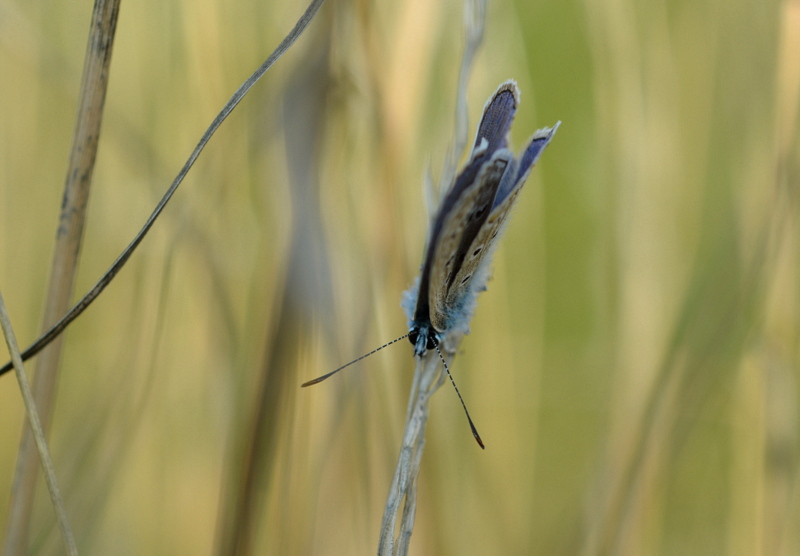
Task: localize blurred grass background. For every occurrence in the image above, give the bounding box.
[0,0,797,554]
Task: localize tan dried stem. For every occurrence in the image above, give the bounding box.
[0,292,78,556]
[378,350,449,555]
[3,1,120,553]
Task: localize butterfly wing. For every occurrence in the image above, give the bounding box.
[471,81,519,154]
[422,152,511,331]
[411,82,558,337]
[441,124,560,331]
[494,123,560,208]
[412,155,498,328]
[412,83,520,331]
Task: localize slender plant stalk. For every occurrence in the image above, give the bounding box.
[440,0,487,204]
[0,292,78,556]
[378,1,486,553]
[378,352,447,555]
[3,1,120,552]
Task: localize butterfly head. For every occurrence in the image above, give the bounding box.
[408,322,441,357]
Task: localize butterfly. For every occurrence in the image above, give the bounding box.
[303,80,559,448]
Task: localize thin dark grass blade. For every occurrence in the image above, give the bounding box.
[0,0,328,379]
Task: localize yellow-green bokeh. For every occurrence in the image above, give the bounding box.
[0,0,797,554]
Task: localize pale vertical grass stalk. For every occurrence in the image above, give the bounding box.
[436,0,486,209]
[0,292,77,556]
[3,1,120,552]
[378,351,447,555]
[378,1,486,553]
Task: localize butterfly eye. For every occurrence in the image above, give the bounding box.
[408,327,420,346]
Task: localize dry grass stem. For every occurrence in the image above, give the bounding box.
[378,352,448,555]
[3,1,120,551]
[378,1,487,553]
[0,292,77,556]
[436,0,487,210]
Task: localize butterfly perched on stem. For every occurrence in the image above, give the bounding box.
[303,80,559,448]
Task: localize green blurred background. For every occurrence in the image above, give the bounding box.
[1,0,797,553]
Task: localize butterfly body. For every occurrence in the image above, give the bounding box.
[403,81,559,356]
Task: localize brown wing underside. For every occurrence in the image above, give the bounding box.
[427,153,511,331]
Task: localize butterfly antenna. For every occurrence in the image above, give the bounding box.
[301,334,410,387]
[434,343,485,449]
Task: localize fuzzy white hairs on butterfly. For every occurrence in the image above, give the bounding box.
[303,81,559,447]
